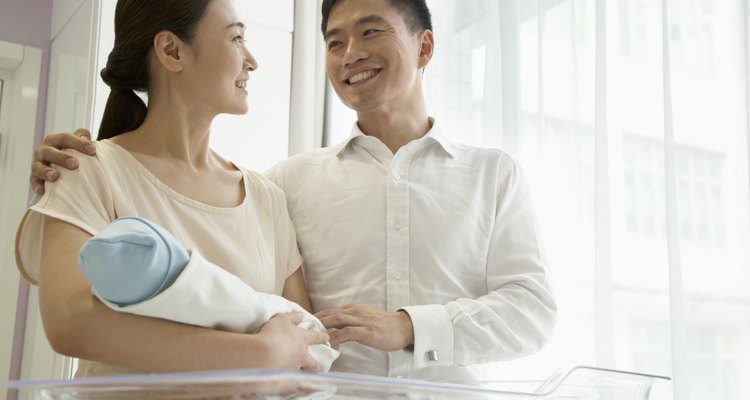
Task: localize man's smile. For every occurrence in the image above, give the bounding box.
[345,68,382,85]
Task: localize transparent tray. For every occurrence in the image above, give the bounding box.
[6,365,671,399]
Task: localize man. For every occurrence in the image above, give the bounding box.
[29,0,556,382]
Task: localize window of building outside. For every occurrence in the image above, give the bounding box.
[423,0,749,397]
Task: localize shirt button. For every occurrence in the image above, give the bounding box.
[394,223,404,231]
[393,172,401,180]
[394,272,402,280]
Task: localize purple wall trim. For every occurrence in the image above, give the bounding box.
[0,0,53,146]
[0,0,54,50]
[7,281,29,400]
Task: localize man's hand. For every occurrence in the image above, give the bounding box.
[315,304,414,352]
[257,312,329,371]
[31,128,95,196]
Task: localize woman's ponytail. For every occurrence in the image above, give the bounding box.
[97,86,147,140]
[95,0,210,140]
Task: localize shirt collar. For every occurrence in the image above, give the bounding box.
[423,119,458,158]
[334,123,368,157]
[335,117,457,159]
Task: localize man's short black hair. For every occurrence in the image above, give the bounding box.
[321,0,433,37]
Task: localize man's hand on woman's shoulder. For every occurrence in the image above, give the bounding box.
[31,128,96,195]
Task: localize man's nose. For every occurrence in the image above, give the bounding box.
[342,39,368,67]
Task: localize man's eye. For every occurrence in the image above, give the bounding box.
[233,35,245,42]
[364,29,380,36]
[327,41,342,50]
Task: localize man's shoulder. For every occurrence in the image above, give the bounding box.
[443,140,515,168]
[285,143,343,164]
[268,143,342,175]
[237,167,283,195]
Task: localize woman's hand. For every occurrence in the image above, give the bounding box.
[31,128,95,195]
[257,312,330,371]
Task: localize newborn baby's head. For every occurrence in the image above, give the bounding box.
[78,216,189,306]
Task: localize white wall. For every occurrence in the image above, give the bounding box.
[16,0,92,385]
[0,40,42,395]
[209,0,295,172]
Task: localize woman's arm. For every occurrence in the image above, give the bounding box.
[39,216,326,372]
[282,267,314,313]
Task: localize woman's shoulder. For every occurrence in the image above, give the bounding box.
[237,166,284,195]
[236,167,290,216]
[52,140,140,190]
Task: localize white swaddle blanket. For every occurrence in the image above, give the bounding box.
[78,217,339,371]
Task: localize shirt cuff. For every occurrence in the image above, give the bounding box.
[400,304,454,369]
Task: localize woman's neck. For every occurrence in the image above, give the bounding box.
[108,103,244,208]
[111,102,216,170]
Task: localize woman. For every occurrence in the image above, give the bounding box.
[15,0,327,377]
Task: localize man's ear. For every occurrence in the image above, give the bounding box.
[153,31,185,72]
[416,29,434,70]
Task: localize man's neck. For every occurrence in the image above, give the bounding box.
[356,110,432,154]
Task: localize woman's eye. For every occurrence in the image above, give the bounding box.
[233,35,245,42]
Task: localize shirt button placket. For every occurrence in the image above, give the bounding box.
[386,156,412,377]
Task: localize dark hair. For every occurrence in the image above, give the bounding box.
[320,0,432,37]
[98,0,211,140]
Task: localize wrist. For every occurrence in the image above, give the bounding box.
[250,330,276,368]
[397,310,415,348]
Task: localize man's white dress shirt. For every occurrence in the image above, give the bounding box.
[265,119,556,383]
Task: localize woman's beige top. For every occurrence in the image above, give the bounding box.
[15,139,302,377]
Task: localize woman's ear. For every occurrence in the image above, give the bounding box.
[417,29,434,70]
[153,31,184,72]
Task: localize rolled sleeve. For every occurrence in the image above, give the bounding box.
[400,304,454,369]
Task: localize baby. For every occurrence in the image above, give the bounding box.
[78,216,338,371]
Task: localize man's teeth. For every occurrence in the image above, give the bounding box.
[348,70,378,84]
[235,81,246,89]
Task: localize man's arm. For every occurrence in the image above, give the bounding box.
[30,129,95,196]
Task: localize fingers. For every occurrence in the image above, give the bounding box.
[34,146,79,172]
[73,128,93,141]
[281,312,304,326]
[300,354,322,372]
[31,180,45,196]
[30,161,55,196]
[316,311,360,330]
[304,329,330,345]
[313,309,334,319]
[30,148,69,196]
[41,131,96,156]
[43,130,96,153]
[328,326,369,346]
[273,312,330,343]
[314,304,356,319]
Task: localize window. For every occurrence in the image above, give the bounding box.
[618,0,651,60]
[622,134,726,246]
[623,134,666,237]
[675,145,725,244]
[670,0,716,75]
